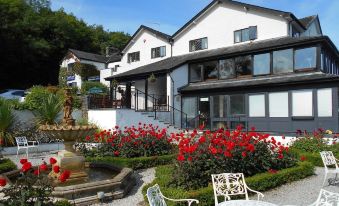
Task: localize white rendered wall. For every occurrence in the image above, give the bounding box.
[117,29,171,75]
[100,68,112,86]
[172,2,289,56]
[81,59,106,70]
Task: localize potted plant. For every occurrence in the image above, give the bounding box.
[148,73,157,83]
[111,79,119,88]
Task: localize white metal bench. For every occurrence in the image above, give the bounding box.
[309,189,339,206]
[15,136,39,157]
[211,173,264,206]
[320,151,339,186]
[147,184,199,206]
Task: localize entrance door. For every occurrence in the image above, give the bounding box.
[199,97,210,129]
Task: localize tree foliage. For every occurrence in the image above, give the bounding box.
[0,0,130,89]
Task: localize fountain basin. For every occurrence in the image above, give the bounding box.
[1,163,136,206]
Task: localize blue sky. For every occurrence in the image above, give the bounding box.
[51,0,339,47]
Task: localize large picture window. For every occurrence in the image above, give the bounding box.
[253,53,270,75]
[317,88,332,117]
[249,94,265,117]
[269,92,289,117]
[189,37,208,52]
[273,49,293,74]
[219,59,235,79]
[189,64,203,82]
[230,95,245,116]
[235,56,252,76]
[212,95,227,118]
[203,61,218,81]
[294,47,317,70]
[292,90,313,117]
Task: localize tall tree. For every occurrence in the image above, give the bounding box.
[0,0,130,89]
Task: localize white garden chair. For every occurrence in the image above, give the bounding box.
[308,189,339,206]
[15,136,39,157]
[320,151,339,186]
[146,184,199,206]
[211,173,264,206]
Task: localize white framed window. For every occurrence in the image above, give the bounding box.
[292,90,313,117]
[269,92,289,117]
[249,94,265,117]
[317,88,332,117]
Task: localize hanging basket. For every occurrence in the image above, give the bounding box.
[148,73,157,83]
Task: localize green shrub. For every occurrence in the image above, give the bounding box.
[33,94,62,125]
[0,100,16,146]
[86,154,176,170]
[0,158,17,173]
[81,81,108,94]
[143,162,314,206]
[54,200,72,206]
[1,98,28,110]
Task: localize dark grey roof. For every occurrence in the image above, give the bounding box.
[299,15,317,28]
[69,49,121,64]
[106,36,338,81]
[172,0,305,38]
[179,72,339,93]
[122,25,171,53]
[106,53,122,63]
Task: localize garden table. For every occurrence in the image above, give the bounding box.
[218,200,278,206]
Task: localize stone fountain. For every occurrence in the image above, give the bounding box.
[39,88,96,183]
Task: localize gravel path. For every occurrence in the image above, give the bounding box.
[93,168,155,206]
[263,167,339,206]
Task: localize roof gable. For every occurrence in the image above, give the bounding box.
[172,0,305,39]
[121,25,171,53]
[68,49,121,64]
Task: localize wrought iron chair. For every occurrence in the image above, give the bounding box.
[211,173,264,206]
[15,136,39,157]
[308,189,339,206]
[146,184,199,206]
[320,151,339,186]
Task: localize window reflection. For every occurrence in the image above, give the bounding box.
[230,95,245,116]
[253,53,270,75]
[273,49,293,74]
[219,59,235,79]
[212,95,227,118]
[295,47,316,70]
[235,56,252,76]
[203,61,218,80]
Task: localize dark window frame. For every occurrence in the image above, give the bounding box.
[189,37,208,52]
[294,46,318,72]
[127,51,140,63]
[234,26,257,43]
[151,46,166,59]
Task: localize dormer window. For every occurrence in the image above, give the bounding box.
[234,26,257,43]
[189,37,208,52]
[127,52,140,63]
[151,46,166,59]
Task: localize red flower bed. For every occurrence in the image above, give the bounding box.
[82,123,174,158]
[171,126,296,189]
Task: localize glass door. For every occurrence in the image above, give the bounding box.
[199,97,210,129]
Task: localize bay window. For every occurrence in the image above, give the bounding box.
[235,56,252,76]
[294,47,317,70]
[273,49,293,74]
[219,59,235,79]
[253,53,270,75]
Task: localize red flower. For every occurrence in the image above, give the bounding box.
[20,159,28,165]
[114,151,120,156]
[85,136,91,141]
[300,155,307,162]
[53,165,60,173]
[21,162,32,173]
[199,124,205,130]
[268,169,278,174]
[198,136,206,144]
[177,154,185,162]
[39,163,48,171]
[242,151,247,158]
[0,178,6,187]
[50,157,57,165]
[278,154,284,159]
[33,169,40,176]
[59,170,71,182]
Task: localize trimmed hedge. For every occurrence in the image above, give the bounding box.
[0,158,17,174]
[86,154,176,170]
[289,148,339,167]
[142,162,315,206]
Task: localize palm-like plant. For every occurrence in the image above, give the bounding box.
[34,94,62,125]
[0,98,16,146]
